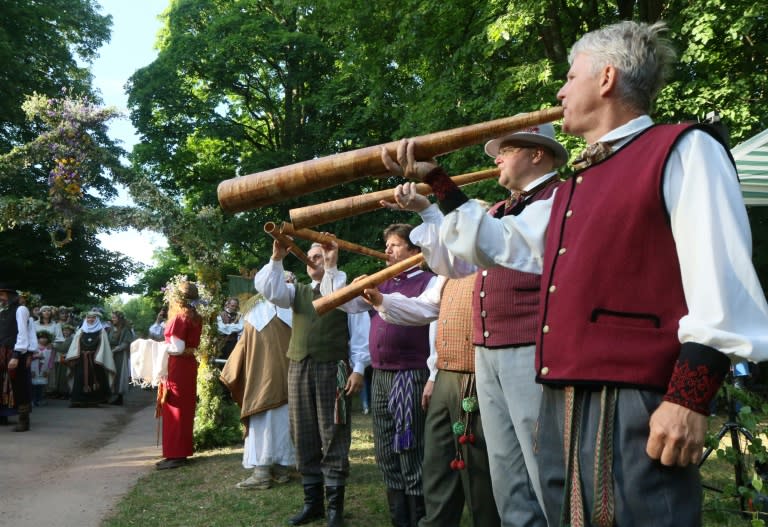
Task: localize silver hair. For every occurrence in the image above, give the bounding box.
[569,20,676,113]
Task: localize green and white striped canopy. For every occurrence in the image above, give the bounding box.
[733,128,768,206]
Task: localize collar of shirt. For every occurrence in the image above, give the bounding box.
[394,266,424,281]
[511,171,559,197]
[598,115,654,151]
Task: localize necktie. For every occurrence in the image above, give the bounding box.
[312,283,321,296]
[572,141,614,170]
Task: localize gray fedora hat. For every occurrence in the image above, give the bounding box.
[484,119,569,169]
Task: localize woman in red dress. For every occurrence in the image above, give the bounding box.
[156,281,203,470]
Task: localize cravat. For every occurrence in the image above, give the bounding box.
[572,141,614,170]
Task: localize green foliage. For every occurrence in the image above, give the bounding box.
[104,295,158,339]
[193,360,242,449]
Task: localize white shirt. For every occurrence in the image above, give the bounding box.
[439,115,768,362]
[253,259,371,374]
[321,264,439,380]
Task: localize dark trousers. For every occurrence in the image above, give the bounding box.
[420,370,500,527]
[372,368,428,494]
[536,385,702,527]
[288,357,351,486]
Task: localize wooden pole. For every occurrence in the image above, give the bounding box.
[218,107,563,212]
[312,253,424,316]
[263,222,317,269]
[279,223,388,261]
[289,168,499,229]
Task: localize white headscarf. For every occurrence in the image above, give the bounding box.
[80,312,104,333]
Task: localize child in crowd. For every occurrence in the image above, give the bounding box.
[31,330,53,406]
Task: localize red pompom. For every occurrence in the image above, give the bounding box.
[449,459,459,470]
[458,434,467,445]
[468,433,476,444]
[456,460,466,470]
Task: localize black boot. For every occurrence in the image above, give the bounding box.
[407,494,425,527]
[326,486,345,527]
[14,404,30,432]
[288,483,325,525]
[386,488,410,527]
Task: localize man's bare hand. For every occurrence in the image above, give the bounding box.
[421,380,434,410]
[646,400,707,466]
[345,372,364,395]
[271,239,289,261]
[361,287,383,307]
[319,233,339,267]
[380,182,431,212]
[380,140,438,182]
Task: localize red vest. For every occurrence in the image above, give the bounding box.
[536,124,702,391]
[472,180,559,348]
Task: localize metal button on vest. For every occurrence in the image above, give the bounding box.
[482,270,488,276]
[566,210,573,218]
[479,291,485,298]
[483,330,490,338]
[540,366,550,376]
[558,247,566,255]
[480,310,487,318]
[576,175,583,184]
[548,285,556,293]
[542,325,550,334]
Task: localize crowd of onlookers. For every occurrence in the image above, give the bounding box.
[1,296,139,418]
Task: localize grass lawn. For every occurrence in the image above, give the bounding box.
[103,400,765,527]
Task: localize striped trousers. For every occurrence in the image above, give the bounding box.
[372,368,429,494]
[288,357,351,486]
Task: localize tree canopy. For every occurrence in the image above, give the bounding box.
[126,0,767,286]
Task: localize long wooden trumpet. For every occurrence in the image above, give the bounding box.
[263,222,317,269]
[218,107,563,212]
[279,223,388,261]
[289,168,499,230]
[313,253,424,316]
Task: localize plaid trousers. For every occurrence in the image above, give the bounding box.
[288,356,351,486]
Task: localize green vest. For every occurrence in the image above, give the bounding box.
[288,283,350,363]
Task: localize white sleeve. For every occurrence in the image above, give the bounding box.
[347,312,371,374]
[410,205,477,278]
[440,195,554,274]
[166,335,187,355]
[319,265,371,314]
[664,129,768,361]
[14,306,30,353]
[427,321,438,381]
[376,275,445,326]
[253,259,295,308]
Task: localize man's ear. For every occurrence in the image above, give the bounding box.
[599,64,618,96]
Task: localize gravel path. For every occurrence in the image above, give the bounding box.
[0,387,159,526]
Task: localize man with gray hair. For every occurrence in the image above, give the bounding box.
[388,20,768,526]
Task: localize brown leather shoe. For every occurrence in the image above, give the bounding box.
[155,458,188,470]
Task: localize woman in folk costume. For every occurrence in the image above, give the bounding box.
[155,280,203,470]
[221,272,296,490]
[107,310,134,406]
[66,309,115,407]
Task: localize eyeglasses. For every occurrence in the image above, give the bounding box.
[498,145,534,156]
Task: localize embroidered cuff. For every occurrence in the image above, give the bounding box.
[423,167,468,214]
[663,342,730,415]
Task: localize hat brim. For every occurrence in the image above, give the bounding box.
[485,133,569,169]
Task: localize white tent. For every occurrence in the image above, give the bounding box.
[733,128,768,206]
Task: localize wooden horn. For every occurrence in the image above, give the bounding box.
[218,107,563,212]
[279,222,388,261]
[263,222,317,269]
[289,167,499,230]
[312,253,424,316]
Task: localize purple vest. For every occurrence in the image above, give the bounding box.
[370,268,435,370]
[472,180,559,348]
[536,124,727,391]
